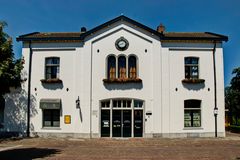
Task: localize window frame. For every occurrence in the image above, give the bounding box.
[128,55,138,79]
[42,109,60,128]
[184,99,201,128]
[105,54,138,80]
[45,57,60,80]
[184,57,199,79]
[107,55,116,79]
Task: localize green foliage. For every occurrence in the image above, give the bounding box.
[0,21,23,96]
[225,67,240,125]
[227,125,240,133]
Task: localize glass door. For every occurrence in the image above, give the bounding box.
[112,110,121,137]
[134,110,143,137]
[101,110,110,137]
[112,110,132,137]
[122,110,132,137]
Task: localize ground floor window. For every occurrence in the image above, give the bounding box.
[43,109,60,127]
[184,100,201,127]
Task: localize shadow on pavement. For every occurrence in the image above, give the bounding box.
[0,147,60,160]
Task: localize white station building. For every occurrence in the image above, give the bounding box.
[1,16,228,138]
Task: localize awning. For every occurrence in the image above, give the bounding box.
[40,99,61,109]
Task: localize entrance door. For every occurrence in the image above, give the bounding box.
[134,110,143,137]
[112,110,132,137]
[101,110,110,137]
[122,110,132,137]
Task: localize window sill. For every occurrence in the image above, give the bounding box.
[40,78,63,84]
[41,127,61,130]
[182,78,205,84]
[183,127,203,130]
[103,78,142,84]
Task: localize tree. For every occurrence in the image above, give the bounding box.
[0,21,23,97]
[225,67,240,125]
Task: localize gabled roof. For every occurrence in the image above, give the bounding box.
[16,15,228,42]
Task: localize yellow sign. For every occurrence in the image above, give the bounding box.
[64,115,71,124]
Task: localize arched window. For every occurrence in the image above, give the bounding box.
[185,57,199,79]
[118,56,126,79]
[128,55,137,79]
[184,99,201,127]
[107,56,116,79]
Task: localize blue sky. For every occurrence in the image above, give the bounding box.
[1,0,239,86]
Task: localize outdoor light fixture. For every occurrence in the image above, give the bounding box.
[214,108,218,116]
[76,96,80,109]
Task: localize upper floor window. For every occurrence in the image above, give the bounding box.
[185,57,199,79]
[104,55,142,83]
[128,55,137,79]
[118,56,126,79]
[107,56,116,79]
[45,57,60,79]
[184,100,201,128]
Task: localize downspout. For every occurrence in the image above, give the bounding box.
[90,43,93,138]
[27,41,33,137]
[212,41,218,137]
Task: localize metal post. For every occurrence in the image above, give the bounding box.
[212,42,218,137]
[27,41,33,137]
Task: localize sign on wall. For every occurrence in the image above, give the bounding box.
[64,115,71,124]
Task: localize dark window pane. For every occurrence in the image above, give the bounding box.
[192,58,198,64]
[118,56,126,78]
[185,57,191,64]
[185,66,190,79]
[184,100,201,108]
[108,56,116,79]
[128,56,137,78]
[43,109,60,127]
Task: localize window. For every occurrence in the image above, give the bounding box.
[45,57,60,79]
[185,57,199,79]
[118,56,126,79]
[101,100,110,108]
[184,100,201,127]
[128,56,137,79]
[43,109,60,127]
[113,99,131,108]
[0,96,4,128]
[104,55,141,83]
[107,56,116,79]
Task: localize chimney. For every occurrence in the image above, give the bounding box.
[81,27,87,33]
[157,23,165,33]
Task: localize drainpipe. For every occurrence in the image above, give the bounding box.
[27,41,33,137]
[90,43,93,138]
[212,41,218,137]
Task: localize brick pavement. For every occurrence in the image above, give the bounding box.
[0,132,239,160]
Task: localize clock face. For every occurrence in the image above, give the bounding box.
[118,40,126,48]
[115,37,129,51]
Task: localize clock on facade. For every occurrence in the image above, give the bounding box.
[115,37,129,51]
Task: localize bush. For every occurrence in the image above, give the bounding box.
[227,125,240,133]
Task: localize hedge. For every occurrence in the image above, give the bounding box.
[227,125,240,133]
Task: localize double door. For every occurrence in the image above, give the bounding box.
[112,110,132,137]
[101,109,143,137]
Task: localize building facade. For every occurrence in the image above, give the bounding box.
[1,16,228,138]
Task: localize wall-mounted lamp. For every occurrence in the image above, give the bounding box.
[76,96,80,109]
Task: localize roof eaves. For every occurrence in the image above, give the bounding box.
[16,32,40,41]
[204,32,228,42]
[80,15,162,40]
